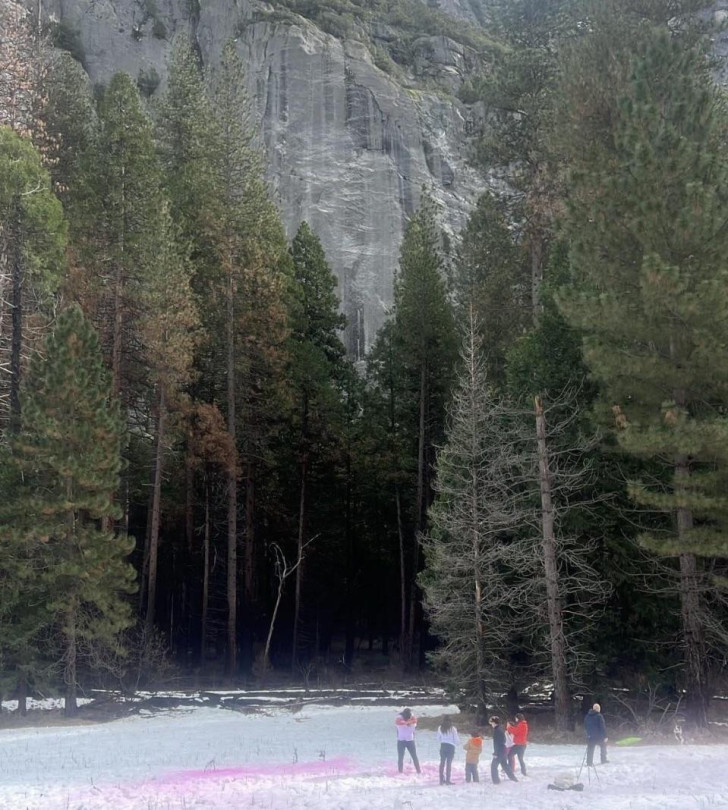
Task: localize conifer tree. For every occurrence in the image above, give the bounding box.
[287,221,347,666]
[364,320,412,658]
[560,30,728,726]
[93,72,165,401]
[0,127,66,435]
[454,192,530,382]
[210,40,290,672]
[158,37,289,673]
[421,311,535,716]
[471,0,575,313]
[3,305,135,716]
[390,194,457,667]
[40,51,97,216]
[139,208,198,631]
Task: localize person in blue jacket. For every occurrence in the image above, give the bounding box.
[584,703,609,765]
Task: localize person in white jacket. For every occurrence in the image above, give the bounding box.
[395,708,421,773]
[437,715,460,784]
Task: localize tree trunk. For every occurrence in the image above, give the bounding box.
[530,219,545,320]
[64,602,78,718]
[292,457,307,669]
[145,383,166,631]
[244,461,255,604]
[226,264,238,678]
[675,456,710,727]
[535,395,571,733]
[185,458,194,554]
[343,448,355,670]
[9,198,23,435]
[200,478,210,666]
[395,484,407,663]
[406,360,427,668]
[264,556,287,675]
[16,669,27,716]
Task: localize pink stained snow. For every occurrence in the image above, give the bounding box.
[0,703,727,809]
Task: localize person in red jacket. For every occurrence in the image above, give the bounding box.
[507,713,529,776]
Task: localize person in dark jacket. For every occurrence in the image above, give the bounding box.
[584,703,608,765]
[489,716,517,783]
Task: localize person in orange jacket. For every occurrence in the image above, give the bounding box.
[507,713,529,776]
[463,730,483,783]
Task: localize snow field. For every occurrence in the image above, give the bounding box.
[0,703,727,809]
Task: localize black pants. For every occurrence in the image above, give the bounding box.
[586,739,607,766]
[491,752,517,783]
[509,744,527,775]
[397,740,421,773]
[439,743,455,783]
[465,763,479,782]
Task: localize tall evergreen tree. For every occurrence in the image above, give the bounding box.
[560,29,728,726]
[139,208,198,631]
[210,40,290,673]
[389,194,457,667]
[0,127,66,436]
[454,192,530,383]
[470,0,576,313]
[92,72,165,401]
[287,221,347,667]
[2,305,135,715]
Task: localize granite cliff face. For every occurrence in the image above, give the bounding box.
[33,0,484,355]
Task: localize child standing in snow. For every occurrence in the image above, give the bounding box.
[507,713,529,776]
[437,715,459,784]
[395,708,421,774]
[463,730,483,783]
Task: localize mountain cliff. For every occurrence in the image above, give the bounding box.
[33,0,491,355]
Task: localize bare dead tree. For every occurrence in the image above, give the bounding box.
[516,389,612,731]
[262,535,318,676]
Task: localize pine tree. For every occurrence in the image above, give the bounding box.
[560,29,728,726]
[0,127,66,435]
[287,221,347,667]
[421,311,535,716]
[139,207,198,631]
[93,72,166,400]
[3,305,135,716]
[471,0,576,313]
[389,194,457,668]
[454,192,530,382]
[41,51,97,216]
[210,40,290,673]
[364,320,413,658]
[156,35,222,278]
[158,37,291,673]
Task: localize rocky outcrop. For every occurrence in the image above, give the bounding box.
[28,0,483,355]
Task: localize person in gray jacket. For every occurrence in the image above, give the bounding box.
[584,703,609,765]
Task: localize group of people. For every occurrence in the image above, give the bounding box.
[395,702,610,784]
[395,708,529,785]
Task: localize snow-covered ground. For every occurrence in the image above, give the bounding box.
[1,702,727,809]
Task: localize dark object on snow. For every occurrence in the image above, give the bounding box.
[547,783,585,791]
